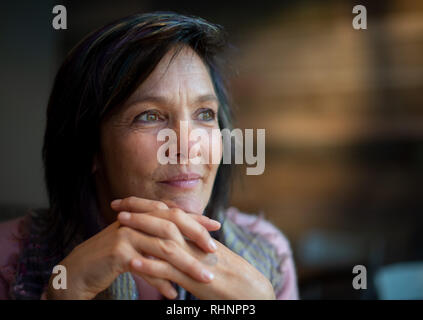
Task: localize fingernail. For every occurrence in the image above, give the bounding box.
[202,269,214,281]
[132,259,142,268]
[210,220,221,227]
[168,288,178,299]
[209,239,217,251]
[119,211,131,220]
[212,220,222,228]
[111,199,122,206]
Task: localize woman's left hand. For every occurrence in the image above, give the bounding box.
[113,196,276,300]
[176,238,276,300]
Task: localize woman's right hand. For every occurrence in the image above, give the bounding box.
[45,198,221,300]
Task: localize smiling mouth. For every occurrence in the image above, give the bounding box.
[158,173,202,189]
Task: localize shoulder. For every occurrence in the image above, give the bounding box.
[225,207,292,256]
[224,207,300,300]
[0,215,30,299]
[0,216,27,267]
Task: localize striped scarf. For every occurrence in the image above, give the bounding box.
[10,208,285,299]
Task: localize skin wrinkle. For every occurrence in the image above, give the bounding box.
[2,14,290,300]
[200,253,218,267]
[94,45,222,224]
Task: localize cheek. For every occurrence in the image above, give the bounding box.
[203,129,222,181]
[205,129,222,167]
[211,130,223,162]
[103,132,160,186]
[120,133,160,173]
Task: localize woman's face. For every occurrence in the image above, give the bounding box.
[94,46,222,222]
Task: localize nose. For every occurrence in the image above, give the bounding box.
[170,120,201,164]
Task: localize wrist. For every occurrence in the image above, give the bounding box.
[45,271,92,300]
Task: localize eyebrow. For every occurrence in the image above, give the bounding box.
[127,93,219,108]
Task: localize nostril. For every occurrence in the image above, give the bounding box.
[176,152,183,162]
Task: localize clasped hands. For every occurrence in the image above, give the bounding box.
[47,196,275,300]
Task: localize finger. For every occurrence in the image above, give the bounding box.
[112,196,221,232]
[140,273,178,300]
[118,212,185,245]
[129,255,198,290]
[162,209,219,253]
[188,213,221,231]
[122,227,215,283]
[122,247,178,299]
[111,196,168,212]
[130,208,218,253]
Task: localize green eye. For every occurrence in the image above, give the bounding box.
[136,110,162,123]
[197,109,216,121]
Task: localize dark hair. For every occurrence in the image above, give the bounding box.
[42,12,235,255]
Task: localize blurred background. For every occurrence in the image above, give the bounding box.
[1,0,422,299]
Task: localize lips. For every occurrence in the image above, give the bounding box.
[158,173,202,189]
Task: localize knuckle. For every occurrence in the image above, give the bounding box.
[125,196,137,208]
[153,202,168,211]
[170,208,183,216]
[109,243,127,264]
[170,208,184,222]
[116,226,131,240]
[163,221,179,238]
[198,226,210,240]
[157,238,178,256]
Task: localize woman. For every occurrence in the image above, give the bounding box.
[0,12,298,300]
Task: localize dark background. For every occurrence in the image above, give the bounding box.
[1,0,422,299]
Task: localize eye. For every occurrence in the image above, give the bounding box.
[134,110,164,123]
[196,108,216,122]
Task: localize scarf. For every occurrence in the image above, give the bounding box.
[10,207,285,300]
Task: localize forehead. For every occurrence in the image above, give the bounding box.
[132,46,215,98]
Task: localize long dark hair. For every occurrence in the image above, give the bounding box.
[42,12,235,255]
